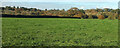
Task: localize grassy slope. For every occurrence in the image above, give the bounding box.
[2,18,118,46]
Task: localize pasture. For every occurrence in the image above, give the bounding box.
[2,18,118,46]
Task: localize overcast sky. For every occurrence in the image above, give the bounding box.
[1,0,120,2]
[1,0,119,10]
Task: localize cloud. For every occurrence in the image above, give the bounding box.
[96,6,116,9]
[96,6,100,8]
[102,6,110,8]
[79,6,84,9]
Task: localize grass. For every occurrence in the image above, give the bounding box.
[0,18,2,47]
[2,18,118,46]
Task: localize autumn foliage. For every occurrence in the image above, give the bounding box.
[73,12,83,18]
[1,6,119,20]
[98,15,105,19]
[119,16,120,20]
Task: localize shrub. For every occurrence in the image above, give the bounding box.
[88,15,93,19]
[73,14,82,19]
[98,15,105,19]
[118,16,120,20]
[73,12,84,19]
[108,15,116,20]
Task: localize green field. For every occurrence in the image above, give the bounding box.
[2,18,118,46]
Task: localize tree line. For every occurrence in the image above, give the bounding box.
[1,6,120,20]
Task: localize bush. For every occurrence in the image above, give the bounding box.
[98,15,105,19]
[88,15,93,19]
[118,16,120,20]
[108,16,116,20]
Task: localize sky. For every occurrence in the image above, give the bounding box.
[1,0,119,10]
[1,0,120,2]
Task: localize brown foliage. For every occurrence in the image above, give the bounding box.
[2,6,119,20]
[118,16,120,20]
[88,15,93,19]
[108,13,117,20]
[98,15,105,19]
[73,12,83,18]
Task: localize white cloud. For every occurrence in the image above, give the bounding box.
[96,6,100,8]
[102,6,110,8]
[79,6,84,9]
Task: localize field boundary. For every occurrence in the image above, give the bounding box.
[1,14,80,19]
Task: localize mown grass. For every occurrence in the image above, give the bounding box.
[2,18,118,46]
